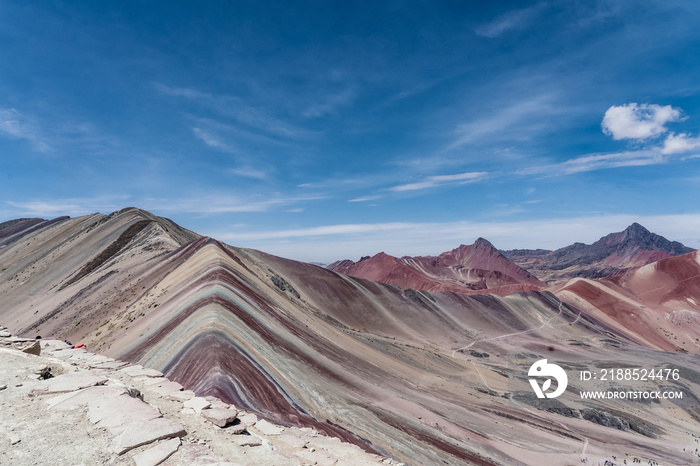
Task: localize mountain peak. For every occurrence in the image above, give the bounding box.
[623,222,652,239]
[473,237,495,249]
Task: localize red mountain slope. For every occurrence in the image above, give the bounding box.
[556,250,700,352]
[328,238,544,295]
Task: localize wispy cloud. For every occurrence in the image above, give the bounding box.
[218,222,418,241]
[518,149,663,175]
[0,108,50,152]
[4,192,319,219]
[302,88,356,118]
[153,83,211,99]
[147,194,323,214]
[6,197,128,217]
[348,195,381,202]
[155,83,314,141]
[447,94,559,150]
[192,127,236,152]
[391,171,488,192]
[475,3,546,38]
[229,166,268,180]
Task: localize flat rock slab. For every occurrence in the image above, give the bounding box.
[46,386,126,410]
[110,417,186,455]
[183,397,210,414]
[49,348,87,357]
[277,432,307,449]
[253,419,284,435]
[203,396,230,409]
[147,380,184,397]
[91,360,130,370]
[160,443,231,466]
[121,365,164,378]
[40,339,71,350]
[133,437,181,466]
[120,364,144,373]
[201,408,238,428]
[84,354,112,363]
[295,448,338,466]
[168,390,196,402]
[37,371,108,394]
[89,393,163,434]
[139,377,169,386]
[231,434,263,447]
[69,351,97,360]
[226,423,247,434]
[237,413,258,426]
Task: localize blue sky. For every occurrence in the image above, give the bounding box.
[2,0,700,262]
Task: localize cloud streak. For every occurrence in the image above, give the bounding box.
[6,198,128,217]
[391,171,488,192]
[348,195,381,202]
[0,108,50,152]
[518,149,663,175]
[192,127,236,152]
[475,3,546,38]
[155,82,314,141]
[447,94,560,150]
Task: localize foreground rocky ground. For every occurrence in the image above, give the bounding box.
[0,329,401,466]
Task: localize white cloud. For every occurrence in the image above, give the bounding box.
[601,103,683,140]
[662,132,700,155]
[391,171,488,192]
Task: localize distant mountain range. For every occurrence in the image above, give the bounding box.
[501,222,695,284]
[329,222,695,291]
[328,238,544,296]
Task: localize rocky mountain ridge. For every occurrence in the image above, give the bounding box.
[502,222,695,284]
[328,237,544,296]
